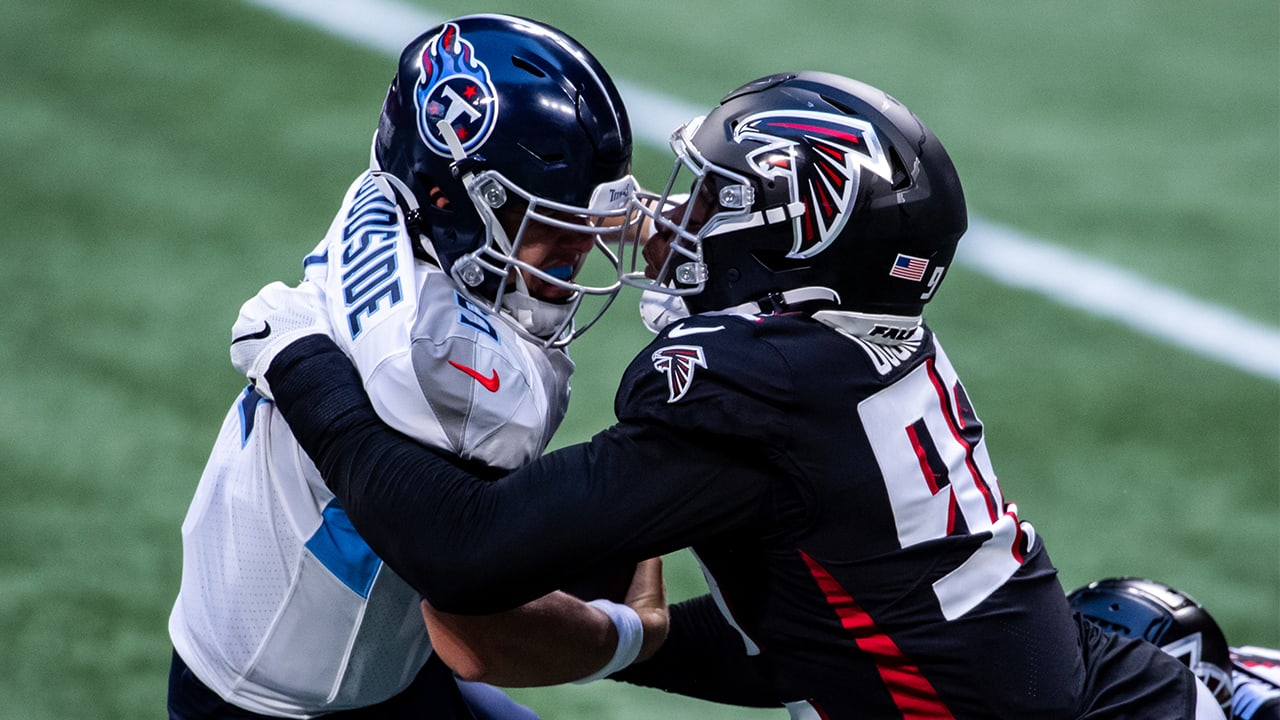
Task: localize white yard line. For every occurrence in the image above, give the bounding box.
[245,0,1280,382]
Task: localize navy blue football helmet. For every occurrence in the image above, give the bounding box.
[1069,577,1233,713]
[372,14,636,345]
[622,71,966,319]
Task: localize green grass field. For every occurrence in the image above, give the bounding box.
[0,0,1276,717]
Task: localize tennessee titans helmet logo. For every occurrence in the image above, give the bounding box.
[651,345,707,403]
[415,23,498,158]
[733,110,894,259]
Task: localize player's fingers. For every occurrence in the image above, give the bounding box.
[626,558,669,662]
[624,557,665,610]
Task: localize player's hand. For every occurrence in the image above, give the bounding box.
[230,280,329,400]
[624,557,668,662]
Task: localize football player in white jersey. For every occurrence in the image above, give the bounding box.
[167,15,663,720]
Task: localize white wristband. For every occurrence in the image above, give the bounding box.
[573,599,644,684]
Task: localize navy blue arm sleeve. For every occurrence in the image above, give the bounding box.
[266,335,775,614]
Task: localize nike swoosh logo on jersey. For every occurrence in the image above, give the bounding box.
[668,324,725,338]
[449,360,501,392]
[232,321,271,344]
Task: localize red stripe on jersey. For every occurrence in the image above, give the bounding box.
[799,550,956,719]
[905,423,939,494]
[950,386,968,430]
[925,357,999,523]
[1007,503,1027,563]
[905,423,956,534]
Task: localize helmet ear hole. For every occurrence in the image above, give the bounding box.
[510,55,547,78]
[887,146,911,190]
[818,93,861,117]
[750,249,809,275]
[517,142,565,165]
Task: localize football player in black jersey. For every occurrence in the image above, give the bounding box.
[235,71,1226,718]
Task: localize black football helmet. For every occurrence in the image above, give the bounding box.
[372,14,636,345]
[1068,577,1234,713]
[622,71,966,319]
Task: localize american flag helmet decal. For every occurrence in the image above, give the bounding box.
[889,253,929,282]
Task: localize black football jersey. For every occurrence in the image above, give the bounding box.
[607,312,1083,717]
[273,313,1201,718]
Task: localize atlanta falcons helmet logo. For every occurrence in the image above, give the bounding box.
[733,109,894,259]
[1160,634,1233,703]
[651,345,707,403]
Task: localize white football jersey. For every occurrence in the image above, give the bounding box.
[169,173,574,717]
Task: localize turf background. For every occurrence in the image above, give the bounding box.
[0,1,1275,717]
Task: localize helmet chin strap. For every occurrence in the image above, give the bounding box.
[369,132,441,266]
[712,287,841,317]
[647,283,921,347]
[500,290,576,342]
[436,120,469,163]
[433,118,517,261]
[639,290,690,334]
[715,286,922,346]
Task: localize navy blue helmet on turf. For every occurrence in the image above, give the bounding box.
[372,14,636,345]
[1068,577,1233,714]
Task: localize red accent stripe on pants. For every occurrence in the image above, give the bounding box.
[799,550,956,719]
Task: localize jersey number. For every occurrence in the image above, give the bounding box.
[858,354,1028,620]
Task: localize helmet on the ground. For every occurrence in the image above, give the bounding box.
[373,14,635,344]
[1068,577,1233,713]
[622,71,965,318]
